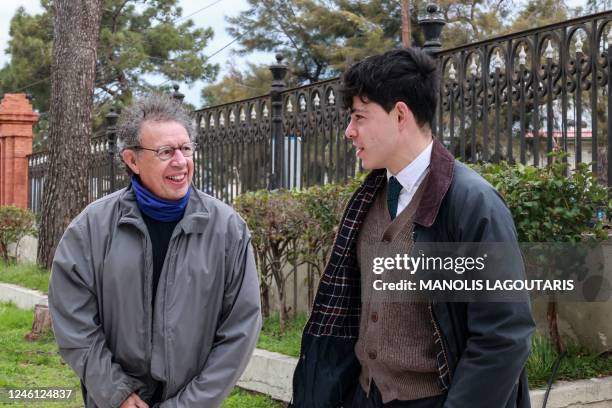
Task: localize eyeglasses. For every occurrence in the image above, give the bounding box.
[128,142,198,161]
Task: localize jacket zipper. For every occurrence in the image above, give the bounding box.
[161,233,181,399]
[141,229,153,372]
[429,303,453,384]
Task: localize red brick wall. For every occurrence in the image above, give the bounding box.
[0,94,38,208]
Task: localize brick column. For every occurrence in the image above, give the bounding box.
[0,94,38,208]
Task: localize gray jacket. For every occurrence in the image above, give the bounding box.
[49,185,262,408]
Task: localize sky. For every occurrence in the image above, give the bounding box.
[0,0,594,108]
[0,0,273,107]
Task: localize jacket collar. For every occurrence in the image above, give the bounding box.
[363,139,454,228]
[118,183,210,234]
[414,139,454,227]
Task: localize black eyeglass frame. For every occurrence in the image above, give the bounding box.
[126,142,198,161]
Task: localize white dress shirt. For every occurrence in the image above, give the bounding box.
[386,141,433,216]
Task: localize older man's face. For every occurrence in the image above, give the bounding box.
[125,120,194,201]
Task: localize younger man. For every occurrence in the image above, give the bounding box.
[290,48,534,408]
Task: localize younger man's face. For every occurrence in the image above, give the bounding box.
[345,96,401,171]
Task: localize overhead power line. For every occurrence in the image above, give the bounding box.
[176,0,224,23]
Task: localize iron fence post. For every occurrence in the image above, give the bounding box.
[106,107,119,192]
[419,3,446,138]
[269,54,288,189]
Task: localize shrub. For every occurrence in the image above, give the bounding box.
[473,152,611,352]
[235,189,305,331]
[474,153,610,242]
[0,206,37,262]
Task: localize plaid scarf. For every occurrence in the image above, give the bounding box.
[304,168,386,338]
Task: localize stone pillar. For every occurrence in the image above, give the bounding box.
[0,94,39,208]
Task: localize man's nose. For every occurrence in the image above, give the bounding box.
[170,148,187,166]
[345,121,356,140]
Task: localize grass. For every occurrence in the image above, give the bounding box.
[222,389,284,408]
[0,302,283,407]
[0,302,82,407]
[527,335,612,389]
[257,313,307,358]
[0,262,49,294]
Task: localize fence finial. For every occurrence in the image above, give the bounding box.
[418,3,446,55]
[172,83,185,102]
[545,40,554,60]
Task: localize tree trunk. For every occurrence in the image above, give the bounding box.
[37,0,103,268]
[261,281,270,318]
[277,279,287,334]
[401,0,411,48]
[25,304,53,341]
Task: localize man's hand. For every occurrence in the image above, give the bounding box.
[120,393,149,408]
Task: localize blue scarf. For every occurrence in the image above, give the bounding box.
[131,176,190,222]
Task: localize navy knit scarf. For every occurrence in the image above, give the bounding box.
[131,176,190,222]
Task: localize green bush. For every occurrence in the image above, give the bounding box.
[235,175,365,332]
[473,153,610,242]
[0,206,37,262]
[235,189,305,331]
[473,152,611,352]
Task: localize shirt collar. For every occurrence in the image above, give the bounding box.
[386,140,433,191]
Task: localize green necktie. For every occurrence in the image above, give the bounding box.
[387,176,403,220]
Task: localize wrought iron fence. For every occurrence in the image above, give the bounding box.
[435,10,612,185]
[193,76,359,202]
[27,132,130,214]
[193,94,273,202]
[27,9,612,212]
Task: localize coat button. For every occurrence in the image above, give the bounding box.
[368,351,377,360]
[371,312,378,322]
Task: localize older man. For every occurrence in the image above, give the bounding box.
[49,95,261,408]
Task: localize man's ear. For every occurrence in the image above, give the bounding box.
[395,101,415,130]
[121,149,140,175]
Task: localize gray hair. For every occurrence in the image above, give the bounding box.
[116,94,195,175]
[117,93,195,151]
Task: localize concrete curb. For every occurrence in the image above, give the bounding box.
[237,348,298,402]
[0,282,47,309]
[530,376,612,408]
[1,282,611,407]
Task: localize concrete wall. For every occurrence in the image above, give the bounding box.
[7,234,37,264]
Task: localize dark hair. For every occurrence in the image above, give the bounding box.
[340,48,439,129]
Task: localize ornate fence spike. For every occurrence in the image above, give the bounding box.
[575,34,583,54]
[449,63,456,80]
[299,95,307,111]
[219,114,225,126]
[263,104,269,118]
[519,45,527,66]
[328,90,335,105]
[209,115,215,128]
[493,51,503,70]
[286,99,293,113]
[229,110,235,123]
[545,40,554,60]
[313,93,321,108]
[251,105,257,120]
[470,57,478,77]
[239,107,246,122]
